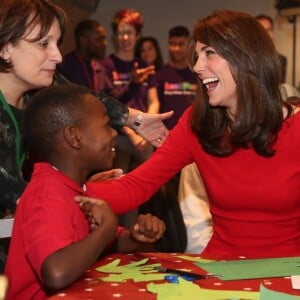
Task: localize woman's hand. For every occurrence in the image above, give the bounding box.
[88,169,124,182]
[127,108,173,147]
[136,111,173,147]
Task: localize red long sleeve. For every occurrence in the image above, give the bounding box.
[88,107,300,259]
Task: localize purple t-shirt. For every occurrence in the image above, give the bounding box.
[101,54,149,112]
[149,63,197,129]
[57,51,113,93]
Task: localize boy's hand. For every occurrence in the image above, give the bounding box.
[130,214,166,243]
[75,196,118,232]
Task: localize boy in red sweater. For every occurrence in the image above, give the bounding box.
[5,84,165,300]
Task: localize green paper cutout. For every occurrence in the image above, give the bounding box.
[95,258,300,299]
[196,256,300,280]
[147,277,259,300]
[260,285,300,300]
[95,258,165,282]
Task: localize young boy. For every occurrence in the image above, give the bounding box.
[4,84,166,300]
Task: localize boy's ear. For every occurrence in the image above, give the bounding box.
[63,126,82,149]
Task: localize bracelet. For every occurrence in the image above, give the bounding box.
[131,113,143,131]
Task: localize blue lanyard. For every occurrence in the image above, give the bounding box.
[0,90,25,170]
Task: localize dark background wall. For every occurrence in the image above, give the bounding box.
[52,0,299,86]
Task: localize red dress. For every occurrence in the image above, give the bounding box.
[88,107,300,259]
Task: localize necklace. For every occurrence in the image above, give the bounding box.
[0,90,25,170]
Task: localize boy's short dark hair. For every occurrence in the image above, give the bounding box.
[169,26,190,38]
[23,84,90,161]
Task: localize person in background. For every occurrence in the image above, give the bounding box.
[0,0,170,272]
[102,9,155,113]
[147,26,197,129]
[135,36,164,72]
[255,14,287,83]
[55,18,171,147]
[101,9,156,165]
[101,8,157,227]
[57,19,109,92]
[81,10,300,260]
[5,84,166,300]
[135,36,164,115]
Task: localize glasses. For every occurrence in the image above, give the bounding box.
[117,30,135,37]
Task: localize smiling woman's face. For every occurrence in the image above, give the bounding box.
[193,40,238,116]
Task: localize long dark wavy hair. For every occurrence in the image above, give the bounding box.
[188,10,292,157]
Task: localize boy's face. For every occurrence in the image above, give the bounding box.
[79,94,117,172]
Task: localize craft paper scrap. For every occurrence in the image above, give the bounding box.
[196,256,300,280]
[147,277,259,300]
[95,258,165,282]
[260,284,300,300]
[175,255,213,263]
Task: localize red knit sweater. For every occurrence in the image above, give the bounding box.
[88,107,300,259]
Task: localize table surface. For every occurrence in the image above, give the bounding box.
[49,252,300,300]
